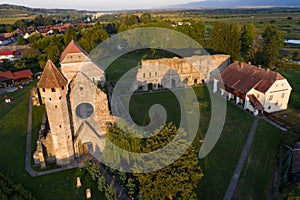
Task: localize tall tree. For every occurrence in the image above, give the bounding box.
[229,23,241,61]
[261,24,285,67]
[210,21,231,54]
[241,24,256,53]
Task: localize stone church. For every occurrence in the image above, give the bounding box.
[33,40,114,166]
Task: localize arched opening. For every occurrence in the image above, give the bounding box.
[194,79,198,85]
[148,83,153,91]
[183,78,188,86]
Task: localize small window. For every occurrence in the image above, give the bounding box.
[257,94,260,98]
[275,102,278,106]
[281,93,285,98]
[155,72,157,76]
[55,105,57,108]
[143,73,145,78]
[59,97,61,100]
[149,72,151,77]
[62,86,64,90]
[51,88,56,92]
[276,84,278,87]
[80,87,83,91]
[49,98,52,101]
[268,106,271,110]
[282,83,284,86]
[269,95,273,100]
[42,88,45,92]
[59,125,61,128]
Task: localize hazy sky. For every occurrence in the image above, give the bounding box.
[2,0,203,10]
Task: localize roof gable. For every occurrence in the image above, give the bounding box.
[60,40,89,62]
[37,60,67,88]
[0,71,15,81]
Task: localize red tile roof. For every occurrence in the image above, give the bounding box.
[13,69,33,79]
[38,60,68,88]
[216,62,285,94]
[60,40,88,62]
[0,71,15,82]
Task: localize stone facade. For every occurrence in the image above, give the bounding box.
[35,40,113,167]
[133,54,230,91]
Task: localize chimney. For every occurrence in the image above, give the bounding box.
[266,68,270,72]
[240,62,244,69]
[248,62,251,65]
[258,65,261,69]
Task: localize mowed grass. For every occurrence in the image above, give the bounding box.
[0,84,105,200]
[197,102,254,200]
[279,69,300,110]
[233,120,282,200]
[125,85,254,199]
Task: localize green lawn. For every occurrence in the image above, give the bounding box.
[279,69,300,110]
[197,102,254,200]
[125,85,254,199]
[233,120,282,200]
[0,83,106,200]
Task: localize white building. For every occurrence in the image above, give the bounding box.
[214,62,292,114]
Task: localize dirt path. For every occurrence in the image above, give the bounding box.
[223,117,260,200]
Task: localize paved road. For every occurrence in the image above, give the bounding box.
[223,117,260,200]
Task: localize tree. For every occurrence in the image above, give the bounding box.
[105,184,118,200]
[64,26,77,45]
[229,23,241,61]
[140,13,152,24]
[176,20,206,46]
[241,24,256,53]
[261,24,285,67]
[125,178,136,197]
[135,124,203,200]
[210,21,231,53]
[17,35,27,45]
[78,26,108,52]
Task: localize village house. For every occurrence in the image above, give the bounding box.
[213,62,292,114]
[0,50,21,61]
[0,69,33,88]
[0,71,15,87]
[13,69,34,85]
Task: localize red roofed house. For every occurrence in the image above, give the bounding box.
[214,62,292,114]
[0,71,15,88]
[0,50,21,61]
[13,69,33,84]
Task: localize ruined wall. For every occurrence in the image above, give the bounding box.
[134,54,230,90]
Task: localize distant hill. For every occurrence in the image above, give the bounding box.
[166,0,300,9]
[0,4,92,17]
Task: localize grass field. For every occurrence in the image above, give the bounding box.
[279,69,300,110]
[125,85,254,199]
[0,83,106,200]
[233,120,282,200]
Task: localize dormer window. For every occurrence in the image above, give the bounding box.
[51,88,56,92]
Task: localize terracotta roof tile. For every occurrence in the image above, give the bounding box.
[216,62,285,93]
[37,60,67,88]
[13,69,33,79]
[60,40,88,62]
[0,71,15,81]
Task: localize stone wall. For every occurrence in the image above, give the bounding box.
[134,54,230,91]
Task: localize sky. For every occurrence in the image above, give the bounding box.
[2,0,203,11]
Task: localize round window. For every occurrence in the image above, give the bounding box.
[75,103,94,119]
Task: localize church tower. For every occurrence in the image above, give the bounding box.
[37,60,74,166]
